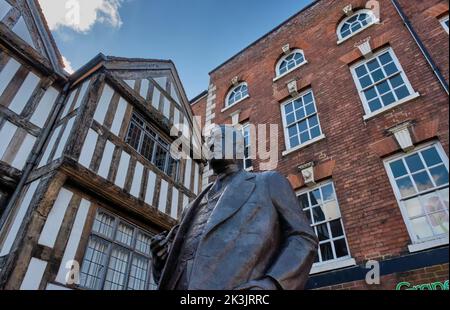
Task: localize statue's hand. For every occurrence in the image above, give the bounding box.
[150,231,170,264]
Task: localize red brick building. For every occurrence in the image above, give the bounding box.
[191,0,449,290]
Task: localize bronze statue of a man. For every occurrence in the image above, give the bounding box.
[151,125,318,290]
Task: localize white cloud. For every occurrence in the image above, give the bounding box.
[38,0,123,33]
[62,56,75,74]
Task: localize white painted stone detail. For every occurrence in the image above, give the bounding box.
[30,87,59,128]
[38,188,74,248]
[8,71,40,114]
[115,151,130,188]
[55,199,91,285]
[0,180,39,256]
[20,258,47,290]
[78,129,99,169]
[130,162,144,198]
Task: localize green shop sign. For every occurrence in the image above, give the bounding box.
[396,280,449,290]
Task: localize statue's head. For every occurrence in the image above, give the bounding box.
[206,125,245,174]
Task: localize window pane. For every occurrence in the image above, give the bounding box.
[310,126,321,139]
[312,206,325,223]
[135,233,152,256]
[394,85,410,100]
[330,220,344,238]
[368,99,382,112]
[104,248,130,290]
[405,154,425,173]
[396,176,417,197]
[154,145,167,171]
[390,160,408,178]
[126,122,141,151]
[429,212,449,235]
[310,190,321,206]
[355,65,368,78]
[381,92,396,106]
[80,237,108,290]
[429,165,449,186]
[298,194,309,209]
[141,135,155,162]
[128,256,149,290]
[322,200,341,221]
[334,239,349,258]
[439,188,449,210]
[116,223,134,247]
[316,223,330,241]
[93,212,115,238]
[404,197,423,218]
[289,136,299,148]
[322,184,335,201]
[410,217,434,240]
[412,172,434,192]
[320,243,334,262]
[422,192,446,214]
[422,147,443,167]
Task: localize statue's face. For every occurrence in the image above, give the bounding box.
[206,126,244,173]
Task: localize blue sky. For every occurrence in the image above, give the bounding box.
[41,0,313,100]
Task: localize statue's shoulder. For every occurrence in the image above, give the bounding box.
[254,170,288,185]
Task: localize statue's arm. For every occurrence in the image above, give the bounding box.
[265,171,319,290]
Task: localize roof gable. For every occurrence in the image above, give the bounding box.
[0,0,64,74]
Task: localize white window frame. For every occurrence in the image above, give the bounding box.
[274,49,308,80]
[440,15,449,34]
[280,89,325,154]
[296,181,356,274]
[337,9,378,44]
[384,141,449,253]
[222,82,249,112]
[350,47,419,120]
[241,123,253,171]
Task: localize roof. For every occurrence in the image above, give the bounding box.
[209,0,321,74]
[190,90,208,105]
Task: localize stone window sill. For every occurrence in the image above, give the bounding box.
[408,237,449,253]
[310,257,357,275]
[282,134,326,157]
[363,92,420,121]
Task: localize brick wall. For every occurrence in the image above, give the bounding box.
[197,0,449,289]
[318,263,449,290]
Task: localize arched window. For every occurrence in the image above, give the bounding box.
[276,49,307,77]
[226,82,249,107]
[337,9,377,42]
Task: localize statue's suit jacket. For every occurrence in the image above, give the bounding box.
[158,170,318,290]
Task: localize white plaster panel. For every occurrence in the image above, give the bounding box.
[115,151,130,188]
[130,162,144,197]
[30,87,59,128]
[110,97,127,136]
[20,258,47,290]
[93,84,114,124]
[98,140,115,179]
[78,129,98,169]
[8,71,40,114]
[38,188,74,248]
